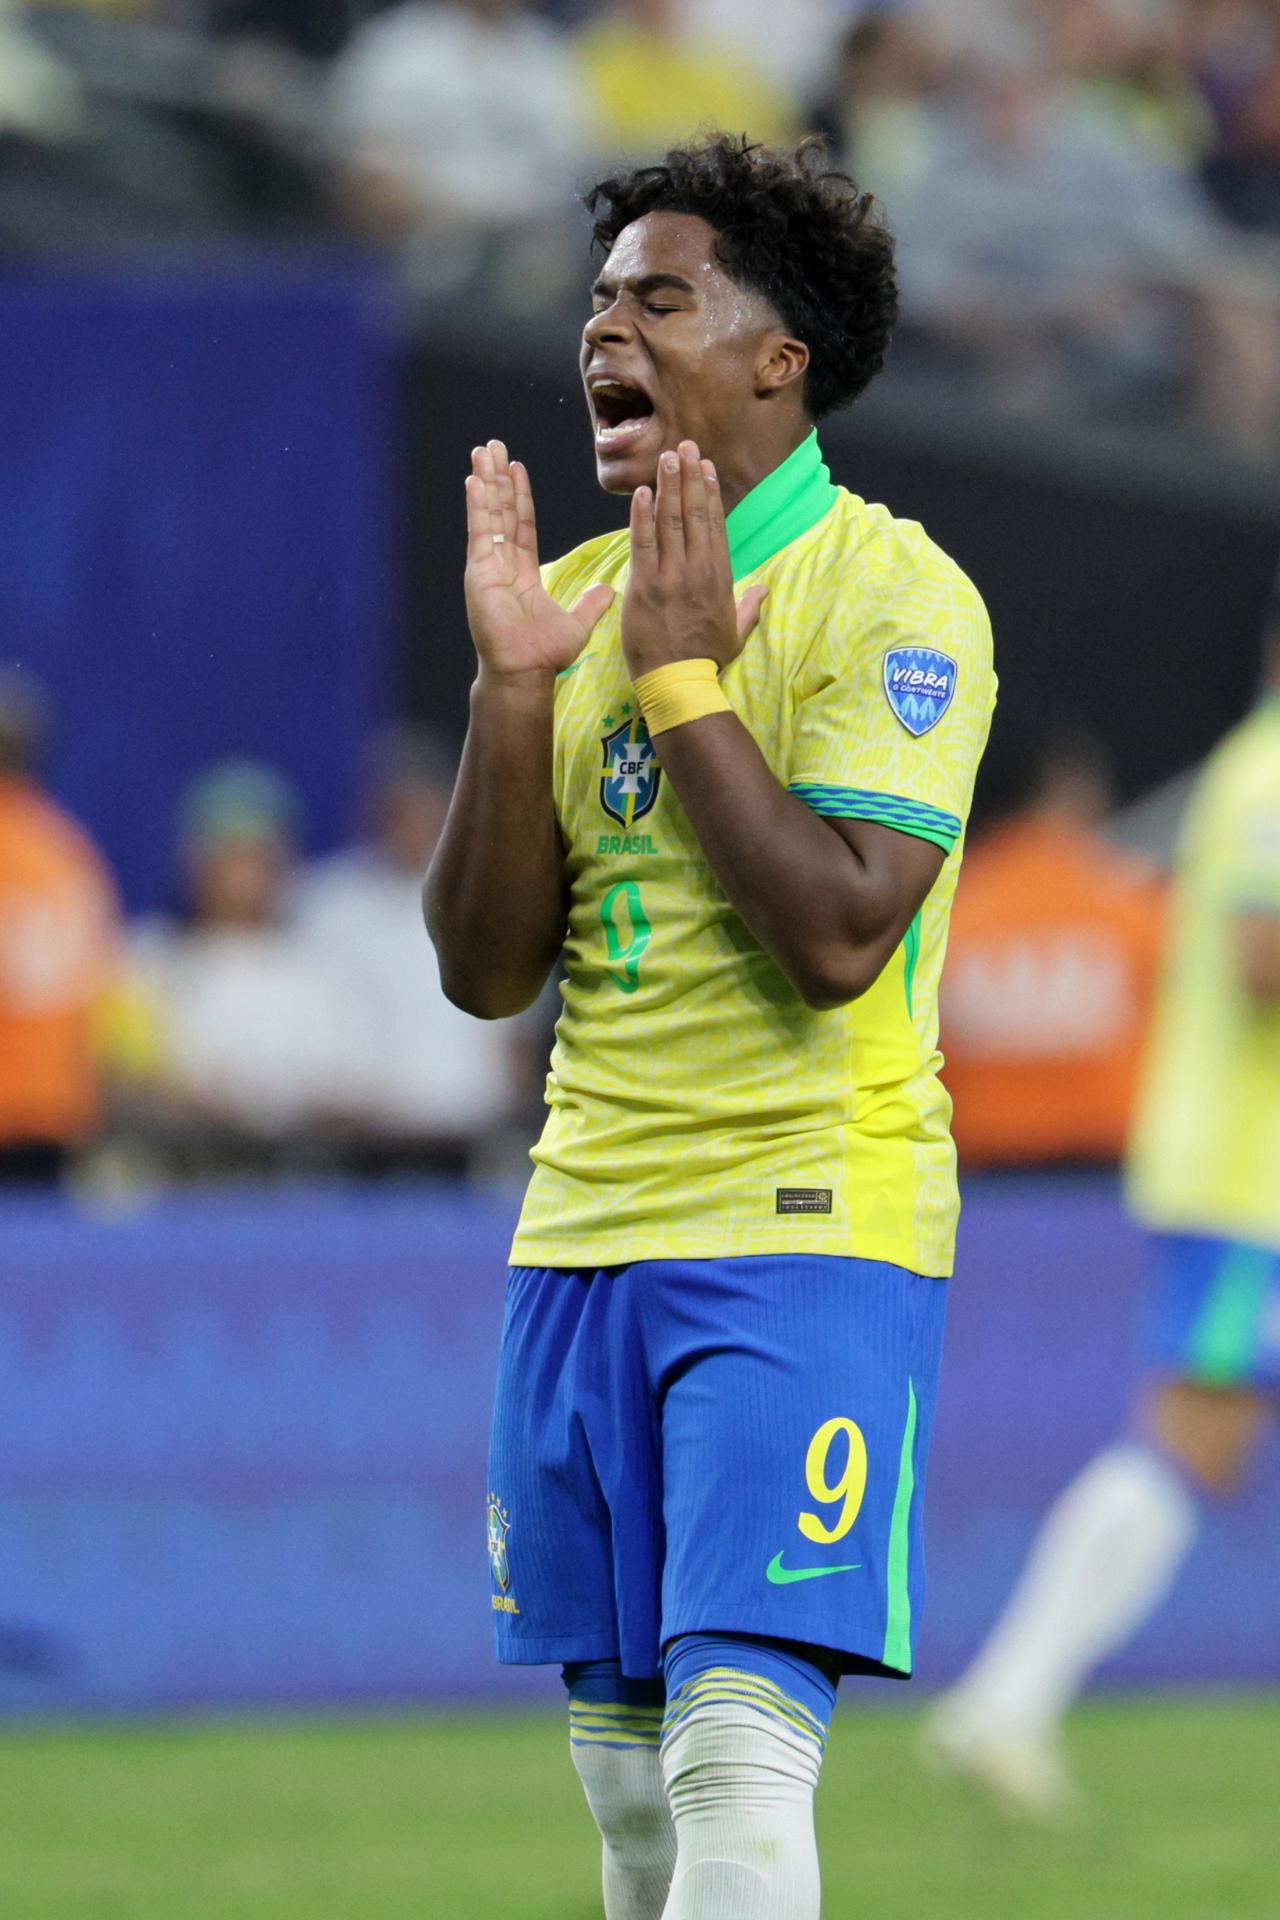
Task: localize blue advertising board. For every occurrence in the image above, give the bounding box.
[0,1179,1274,1714]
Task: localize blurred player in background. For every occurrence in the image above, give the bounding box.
[927,584,1280,1819]
[0,669,120,1183]
[123,761,377,1176]
[427,134,995,1919]
[295,726,527,1174]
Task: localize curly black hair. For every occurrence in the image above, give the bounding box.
[584,133,898,421]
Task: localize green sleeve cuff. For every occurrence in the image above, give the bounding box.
[788,783,962,855]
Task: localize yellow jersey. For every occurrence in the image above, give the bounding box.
[1128,698,1280,1250]
[511,433,996,1276]
[574,21,798,158]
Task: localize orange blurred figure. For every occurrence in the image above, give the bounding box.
[0,672,119,1178]
[941,729,1165,1169]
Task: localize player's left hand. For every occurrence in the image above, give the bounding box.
[622,440,769,680]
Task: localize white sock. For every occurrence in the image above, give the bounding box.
[954,1442,1199,1740]
[660,1678,825,1920]
[571,1706,677,1920]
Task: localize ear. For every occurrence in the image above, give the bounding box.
[754,333,809,400]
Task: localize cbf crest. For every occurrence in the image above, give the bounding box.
[883,647,958,737]
[600,708,661,829]
[486,1493,511,1593]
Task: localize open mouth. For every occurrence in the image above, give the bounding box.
[590,380,657,452]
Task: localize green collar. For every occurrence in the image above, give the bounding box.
[725,430,838,580]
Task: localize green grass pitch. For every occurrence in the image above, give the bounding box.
[0,1697,1275,1918]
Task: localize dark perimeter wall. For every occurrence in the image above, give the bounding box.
[405,318,1280,805]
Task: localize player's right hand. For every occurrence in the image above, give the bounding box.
[465,442,614,682]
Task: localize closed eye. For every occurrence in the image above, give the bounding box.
[590,302,680,317]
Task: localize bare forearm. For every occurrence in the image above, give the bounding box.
[424,672,566,1018]
[655,712,923,1008]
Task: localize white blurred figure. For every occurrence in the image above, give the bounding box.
[327,0,586,301]
[295,727,527,1171]
[130,760,378,1167]
[0,0,81,139]
[670,0,852,102]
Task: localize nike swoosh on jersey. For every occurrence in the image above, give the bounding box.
[765,1552,860,1585]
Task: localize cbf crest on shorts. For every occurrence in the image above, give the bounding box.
[600,712,661,828]
[486,1493,511,1592]
[884,647,958,737]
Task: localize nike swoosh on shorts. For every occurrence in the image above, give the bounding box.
[765,1552,860,1585]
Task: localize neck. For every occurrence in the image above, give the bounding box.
[715,424,814,516]
[723,428,838,581]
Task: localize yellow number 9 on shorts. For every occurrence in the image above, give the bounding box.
[798,1417,868,1545]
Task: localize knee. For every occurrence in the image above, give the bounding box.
[571,1736,670,1856]
[1140,1379,1267,1497]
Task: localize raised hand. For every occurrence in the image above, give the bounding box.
[465,441,614,682]
[621,440,769,681]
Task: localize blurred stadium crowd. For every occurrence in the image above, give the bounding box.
[0,685,1174,1193]
[2,0,1271,1195]
[4,0,1280,447]
[0,668,549,1187]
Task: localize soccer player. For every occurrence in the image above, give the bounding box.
[926,595,1280,1821]
[425,135,995,1919]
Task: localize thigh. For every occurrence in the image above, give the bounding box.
[654,1255,947,1680]
[487,1266,620,1667]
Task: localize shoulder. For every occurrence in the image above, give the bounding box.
[541,528,631,604]
[0,788,113,892]
[1188,712,1280,870]
[818,493,993,675]
[846,495,988,617]
[1200,708,1280,813]
[291,849,376,920]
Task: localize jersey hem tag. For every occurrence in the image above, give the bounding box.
[776,1189,833,1215]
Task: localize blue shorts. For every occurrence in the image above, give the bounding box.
[486,1255,947,1681]
[1144,1232,1280,1391]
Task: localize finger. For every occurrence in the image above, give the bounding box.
[655,449,683,568]
[510,460,540,565]
[490,440,518,545]
[630,485,658,570]
[735,584,770,642]
[474,444,507,552]
[701,458,733,583]
[571,582,616,640]
[465,471,497,565]
[679,441,711,566]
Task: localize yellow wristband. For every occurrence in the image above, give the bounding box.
[632,658,732,737]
